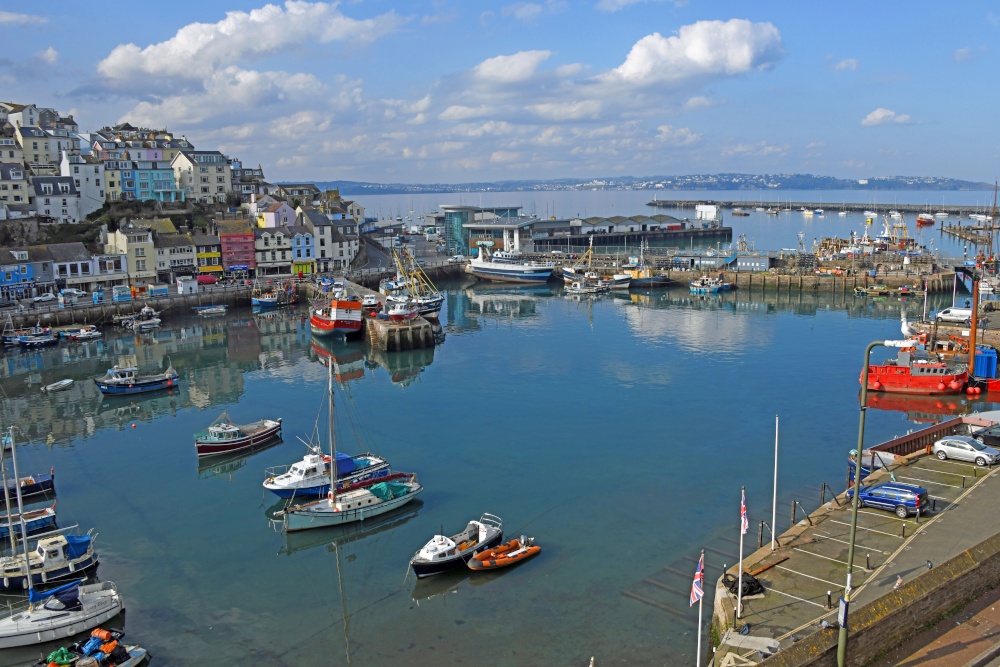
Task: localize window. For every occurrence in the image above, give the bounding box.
[135,248,145,257]
[136,260,146,270]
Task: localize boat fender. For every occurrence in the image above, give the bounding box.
[937,383,946,391]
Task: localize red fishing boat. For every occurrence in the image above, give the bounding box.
[387,300,419,322]
[862,348,968,395]
[310,296,363,337]
[916,213,935,227]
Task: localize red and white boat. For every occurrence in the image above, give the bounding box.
[916,213,935,227]
[862,348,968,395]
[310,297,363,337]
[387,300,419,322]
[194,415,283,457]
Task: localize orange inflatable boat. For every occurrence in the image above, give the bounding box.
[467,536,541,571]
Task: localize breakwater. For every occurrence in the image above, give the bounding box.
[648,200,989,217]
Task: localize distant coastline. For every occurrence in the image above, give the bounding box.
[310,174,993,196]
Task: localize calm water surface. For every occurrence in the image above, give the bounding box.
[0,280,993,666]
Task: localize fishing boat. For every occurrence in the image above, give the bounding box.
[193,304,228,316]
[387,300,419,322]
[310,294,363,338]
[1,470,56,506]
[469,230,554,284]
[252,279,299,308]
[916,213,935,227]
[114,305,159,328]
[32,627,150,667]
[40,379,74,393]
[862,347,968,395]
[17,330,58,348]
[409,513,504,578]
[129,317,160,332]
[194,413,283,458]
[689,275,730,294]
[565,280,609,295]
[561,237,631,290]
[622,241,671,288]
[0,580,124,649]
[0,532,100,591]
[277,357,422,532]
[0,503,57,541]
[386,249,446,319]
[94,363,179,396]
[67,325,102,341]
[467,536,541,572]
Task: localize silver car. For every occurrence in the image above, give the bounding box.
[932,435,999,467]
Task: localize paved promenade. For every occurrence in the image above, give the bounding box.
[713,413,1000,666]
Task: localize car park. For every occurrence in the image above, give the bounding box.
[847,481,929,518]
[61,288,87,297]
[933,435,999,466]
[32,293,56,303]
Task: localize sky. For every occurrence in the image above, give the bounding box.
[1,1,998,185]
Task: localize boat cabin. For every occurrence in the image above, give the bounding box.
[206,423,244,441]
[281,453,330,482]
[2,535,87,577]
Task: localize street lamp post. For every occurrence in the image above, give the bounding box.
[838,339,906,666]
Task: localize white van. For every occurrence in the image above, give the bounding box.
[936,307,974,325]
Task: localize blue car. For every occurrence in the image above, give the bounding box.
[847,481,929,518]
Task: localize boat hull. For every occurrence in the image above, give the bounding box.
[264,461,392,498]
[0,506,57,540]
[864,365,968,395]
[411,531,504,578]
[283,484,422,532]
[470,264,553,284]
[1,474,55,506]
[95,376,179,396]
[310,300,363,336]
[468,539,541,571]
[0,583,123,649]
[195,420,283,457]
[0,553,99,592]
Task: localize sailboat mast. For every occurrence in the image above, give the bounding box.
[7,428,33,595]
[327,357,337,506]
[0,447,16,553]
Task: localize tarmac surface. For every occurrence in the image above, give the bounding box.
[714,413,1000,666]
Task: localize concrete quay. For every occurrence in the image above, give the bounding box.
[710,412,1000,667]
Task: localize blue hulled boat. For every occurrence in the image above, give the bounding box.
[0,532,99,591]
[94,364,179,396]
[0,469,55,506]
[0,503,57,540]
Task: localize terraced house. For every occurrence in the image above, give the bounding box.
[172,150,232,204]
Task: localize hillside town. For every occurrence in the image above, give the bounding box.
[0,101,364,303]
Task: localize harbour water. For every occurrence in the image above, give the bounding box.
[0,276,995,665]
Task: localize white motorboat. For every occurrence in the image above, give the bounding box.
[0,580,124,649]
[41,379,74,393]
[409,513,504,578]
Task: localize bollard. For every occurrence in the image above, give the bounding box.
[962,476,966,488]
[827,591,833,609]
[820,482,826,506]
[932,498,937,512]
[758,521,764,549]
[866,553,871,570]
[790,500,796,528]
[974,466,978,478]
[901,524,906,538]
[916,506,920,524]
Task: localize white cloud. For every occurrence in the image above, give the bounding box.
[502,3,543,21]
[474,50,552,83]
[35,47,58,64]
[0,11,46,25]
[272,111,331,140]
[98,2,403,85]
[684,96,711,110]
[439,105,491,121]
[834,58,857,71]
[954,46,986,62]
[861,108,912,126]
[656,125,700,145]
[722,141,788,157]
[490,150,521,163]
[527,100,602,120]
[606,19,782,86]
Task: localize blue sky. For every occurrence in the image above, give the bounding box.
[1,1,997,184]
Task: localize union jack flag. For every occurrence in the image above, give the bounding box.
[741,488,749,535]
[690,551,705,606]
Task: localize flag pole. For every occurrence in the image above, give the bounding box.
[738,485,745,620]
[697,548,704,667]
[772,415,779,551]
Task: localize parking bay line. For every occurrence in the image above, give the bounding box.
[766,586,830,609]
[813,532,889,555]
[829,519,903,538]
[792,547,865,570]
[775,564,847,589]
[907,465,977,478]
[894,475,964,489]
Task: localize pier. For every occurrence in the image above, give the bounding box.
[648,199,993,218]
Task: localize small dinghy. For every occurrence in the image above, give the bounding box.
[41,379,74,393]
[467,536,541,572]
[409,513,503,578]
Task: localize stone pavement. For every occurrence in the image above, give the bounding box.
[868,584,1000,667]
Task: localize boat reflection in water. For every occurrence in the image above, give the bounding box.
[96,387,182,430]
[274,499,424,557]
[463,284,557,317]
[409,566,467,604]
[198,437,284,480]
[367,346,435,388]
[864,392,980,423]
[310,337,366,385]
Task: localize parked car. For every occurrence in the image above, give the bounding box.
[447,255,466,264]
[196,274,218,285]
[933,435,999,466]
[971,425,1000,448]
[32,293,56,303]
[935,307,973,325]
[847,481,929,518]
[61,288,87,297]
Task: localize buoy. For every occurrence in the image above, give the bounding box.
[873,381,882,391]
[975,386,982,395]
[938,383,946,391]
[131,423,137,429]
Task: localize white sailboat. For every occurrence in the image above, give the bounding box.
[0,427,124,648]
[279,355,422,532]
